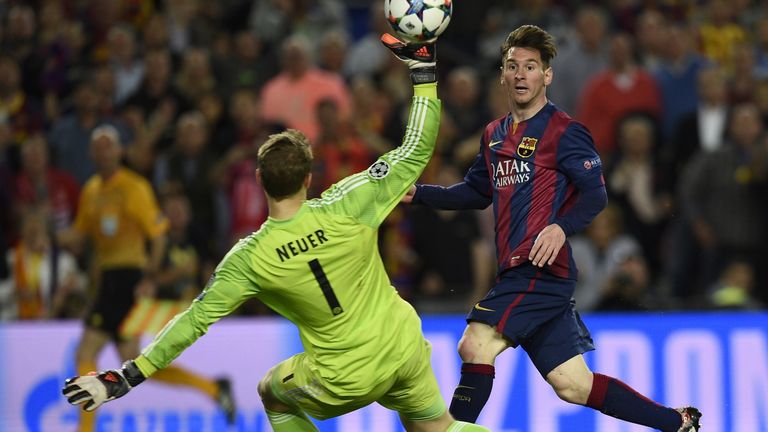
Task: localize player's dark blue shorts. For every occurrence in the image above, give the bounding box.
[467,264,594,377]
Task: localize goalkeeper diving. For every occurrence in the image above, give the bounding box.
[62,33,492,432]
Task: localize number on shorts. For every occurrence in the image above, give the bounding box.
[308,259,343,315]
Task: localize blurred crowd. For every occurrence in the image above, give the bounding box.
[1,0,767,322]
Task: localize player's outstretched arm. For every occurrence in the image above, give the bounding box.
[62,360,146,411]
[311,34,441,227]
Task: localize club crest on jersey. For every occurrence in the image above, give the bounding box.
[517,137,537,158]
[368,160,390,179]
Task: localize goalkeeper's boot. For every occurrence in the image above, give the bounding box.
[380,33,436,84]
[215,378,237,425]
[676,406,702,431]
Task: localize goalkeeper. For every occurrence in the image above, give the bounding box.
[63,34,491,432]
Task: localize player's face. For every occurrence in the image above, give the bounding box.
[500,47,552,110]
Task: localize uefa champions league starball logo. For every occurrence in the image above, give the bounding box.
[368,160,391,179]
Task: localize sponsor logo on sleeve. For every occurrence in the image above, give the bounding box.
[583,157,602,170]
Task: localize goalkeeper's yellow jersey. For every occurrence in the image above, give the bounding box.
[138,90,441,397]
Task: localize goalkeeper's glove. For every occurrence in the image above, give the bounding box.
[62,360,146,411]
[381,33,437,84]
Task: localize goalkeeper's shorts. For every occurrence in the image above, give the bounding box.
[268,338,445,421]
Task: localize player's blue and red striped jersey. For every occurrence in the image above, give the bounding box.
[415,102,606,279]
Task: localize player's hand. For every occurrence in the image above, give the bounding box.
[529,224,566,268]
[401,185,417,204]
[381,33,436,84]
[62,361,146,411]
[62,370,131,411]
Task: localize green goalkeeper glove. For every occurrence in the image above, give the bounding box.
[381,33,437,84]
[62,360,146,411]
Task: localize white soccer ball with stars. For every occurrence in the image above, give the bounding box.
[385,0,453,43]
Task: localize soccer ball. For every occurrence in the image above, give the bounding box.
[384,0,453,43]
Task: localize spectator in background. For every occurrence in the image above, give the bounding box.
[49,80,130,185]
[608,115,672,274]
[571,204,644,311]
[634,9,667,71]
[122,49,186,151]
[343,2,391,79]
[0,56,45,169]
[141,13,172,54]
[441,67,491,168]
[679,103,768,302]
[318,29,349,75]
[154,111,219,238]
[697,0,747,70]
[13,133,80,233]
[1,4,40,95]
[547,5,609,115]
[0,209,84,321]
[669,66,730,182]
[174,47,217,108]
[653,24,709,143]
[165,0,212,55]
[211,88,278,244]
[410,163,492,313]
[248,0,348,49]
[156,192,214,303]
[348,76,397,154]
[595,253,652,311]
[260,35,351,141]
[708,260,763,310]
[577,34,661,165]
[218,31,276,97]
[752,16,768,79]
[730,43,759,103]
[312,98,373,194]
[107,24,145,106]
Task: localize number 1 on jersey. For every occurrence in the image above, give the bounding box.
[308,259,344,315]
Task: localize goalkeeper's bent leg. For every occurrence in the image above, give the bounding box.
[76,361,97,432]
[266,409,319,431]
[447,420,491,431]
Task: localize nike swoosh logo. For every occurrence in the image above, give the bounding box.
[488,139,503,147]
[474,303,495,312]
[456,385,476,390]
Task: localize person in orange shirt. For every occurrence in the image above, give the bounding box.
[260,35,352,141]
[58,125,235,431]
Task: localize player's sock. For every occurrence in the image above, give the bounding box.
[265,409,319,431]
[448,420,492,431]
[77,361,97,432]
[152,365,218,398]
[449,363,495,422]
[587,373,683,432]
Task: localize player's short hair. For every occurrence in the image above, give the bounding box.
[501,25,557,68]
[258,129,313,199]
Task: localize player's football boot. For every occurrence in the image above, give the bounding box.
[676,406,702,431]
[215,378,237,425]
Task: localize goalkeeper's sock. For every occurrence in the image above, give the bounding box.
[448,420,492,431]
[265,409,319,432]
[77,361,97,432]
[449,363,495,422]
[152,365,218,399]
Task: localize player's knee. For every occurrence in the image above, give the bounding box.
[456,335,480,362]
[550,376,591,405]
[257,373,274,404]
[456,333,504,364]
